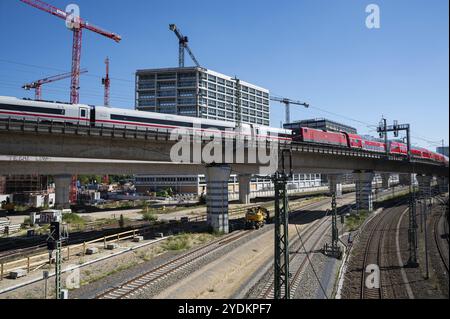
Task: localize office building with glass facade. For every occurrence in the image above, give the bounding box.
[135,67,270,126]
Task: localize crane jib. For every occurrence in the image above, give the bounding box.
[56,9,67,17]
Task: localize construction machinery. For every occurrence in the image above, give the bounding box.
[20,0,121,205]
[19,0,121,104]
[270,96,309,124]
[1,198,15,213]
[169,24,200,68]
[23,69,88,100]
[245,206,270,229]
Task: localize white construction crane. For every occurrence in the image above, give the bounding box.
[270,96,309,124]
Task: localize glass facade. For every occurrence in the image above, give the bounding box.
[135,67,270,126]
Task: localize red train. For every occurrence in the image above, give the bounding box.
[292,127,448,164]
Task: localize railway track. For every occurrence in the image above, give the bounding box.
[359,199,409,299]
[258,204,353,299]
[257,215,330,299]
[95,229,252,299]
[256,189,403,299]
[360,209,387,299]
[96,195,358,300]
[433,212,449,273]
[0,243,47,260]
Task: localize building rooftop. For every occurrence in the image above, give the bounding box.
[135,66,269,92]
[284,118,358,134]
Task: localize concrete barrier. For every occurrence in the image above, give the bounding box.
[86,247,99,255]
[9,269,27,279]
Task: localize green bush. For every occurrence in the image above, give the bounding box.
[142,211,157,222]
[163,233,191,251]
[62,213,85,225]
[21,217,32,229]
[345,210,369,231]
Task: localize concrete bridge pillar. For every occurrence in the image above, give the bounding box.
[399,173,411,186]
[328,174,343,198]
[381,173,391,189]
[238,174,251,204]
[354,171,375,212]
[437,177,449,193]
[54,174,72,209]
[416,175,432,200]
[205,164,231,233]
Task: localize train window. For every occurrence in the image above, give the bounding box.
[81,109,86,118]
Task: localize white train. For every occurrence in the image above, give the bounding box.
[0,96,292,143]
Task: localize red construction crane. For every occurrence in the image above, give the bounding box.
[101,57,110,185]
[102,57,110,107]
[23,69,88,100]
[19,0,122,104]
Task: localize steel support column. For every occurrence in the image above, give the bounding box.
[273,171,290,299]
[407,174,419,267]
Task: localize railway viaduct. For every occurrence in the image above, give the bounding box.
[1,121,448,232]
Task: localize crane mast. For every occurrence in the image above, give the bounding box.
[169,24,200,68]
[102,57,110,107]
[19,0,121,104]
[23,69,88,100]
[270,96,309,124]
[19,0,121,207]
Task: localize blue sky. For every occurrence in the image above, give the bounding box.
[0,0,448,149]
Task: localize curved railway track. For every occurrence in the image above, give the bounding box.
[359,200,409,299]
[433,212,449,273]
[96,230,252,299]
[360,209,387,299]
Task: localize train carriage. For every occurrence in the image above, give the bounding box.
[411,147,435,160]
[0,97,291,144]
[94,106,291,144]
[346,133,363,149]
[1,96,447,165]
[0,96,89,126]
[362,140,386,153]
[293,127,348,147]
[389,141,408,156]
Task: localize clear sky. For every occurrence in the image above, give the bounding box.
[0,0,448,149]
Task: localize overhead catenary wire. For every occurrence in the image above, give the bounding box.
[0,83,133,104]
[270,92,446,148]
[0,58,134,83]
[289,200,330,299]
[0,58,445,147]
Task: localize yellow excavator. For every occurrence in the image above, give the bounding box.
[245,206,270,229]
[1,198,15,213]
